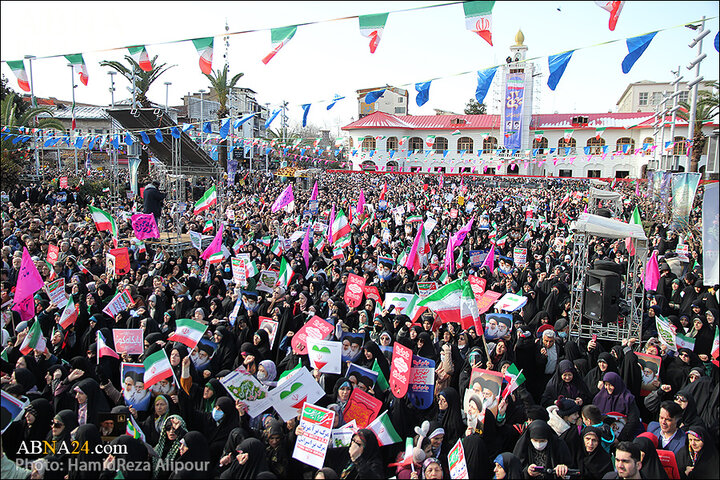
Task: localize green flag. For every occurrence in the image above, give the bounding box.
[631,206,642,225]
[372,359,389,391]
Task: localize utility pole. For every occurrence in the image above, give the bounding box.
[668,67,684,170]
[164,82,171,113]
[68,63,78,175]
[280,101,288,143]
[25,55,40,177]
[199,89,206,151]
[659,91,668,171]
[685,16,709,172]
[109,71,119,205]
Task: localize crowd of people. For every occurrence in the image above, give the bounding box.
[1,168,717,480]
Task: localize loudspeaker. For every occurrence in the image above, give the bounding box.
[583,269,621,323]
[596,208,612,218]
[593,259,624,276]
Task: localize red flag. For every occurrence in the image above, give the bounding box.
[389,343,413,398]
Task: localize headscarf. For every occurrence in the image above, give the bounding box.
[437,387,465,445]
[24,398,53,442]
[220,437,269,479]
[493,452,524,480]
[632,435,669,480]
[152,414,187,478]
[675,425,719,480]
[578,426,613,479]
[174,431,212,479]
[592,372,635,415]
[512,420,572,472]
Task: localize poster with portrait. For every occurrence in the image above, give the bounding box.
[259,317,279,348]
[636,352,661,396]
[407,355,435,410]
[120,363,151,412]
[340,332,365,362]
[484,313,513,340]
[464,368,504,417]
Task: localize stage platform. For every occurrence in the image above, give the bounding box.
[120,232,196,256]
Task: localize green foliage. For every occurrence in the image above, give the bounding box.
[464,98,487,115]
[677,82,719,172]
[99,56,176,108]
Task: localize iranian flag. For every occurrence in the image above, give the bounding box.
[595,127,606,140]
[563,129,574,141]
[460,281,481,330]
[418,279,464,324]
[595,1,625,31]
[438,270,449,285]
[533,131,544,141]
[260,236,272,247]
[168,318,207,349]
[194,186,217,214]
[207,251,224,264]
[675,332,696,351]
[7,60,30,92]
[203,220,213,234]
[126,415,146,442]
[128,46,152,71]
[332,208,351,246]
[246,260,259,277]
[262,26,298,64]
[64,53,89,86]
[380,182,388,201]
[370,236,380,248]
[97,331,119,362]
[464,1,495,46]
[143,349,173,388]
[277,257,294,288]
[501,363,526,399]
[88,206,118,238]
[58,295,78,329]
[332,246,344,261]
[367,411,402,446]
[359,216,372,232]
[359,13,389,54]
[425,135,436,148]
[314,236,326,252]
[20,321,46,355]
[271,240,283,256]
[192,37,214,75]
[405,294,427,323]
[631,206,642,225]
[711,327,719,367]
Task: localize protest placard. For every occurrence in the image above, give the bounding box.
[343,387,382,428]
[306,338,342,374]
[220,366,272,418]
[270,367,326,422]
[408,355,435,410]
[292,316,334,355]
[112,329,144,355]
[45,278,68,309]
[448,439,469,479]
[102,289,134,317]
[292,403,334,469]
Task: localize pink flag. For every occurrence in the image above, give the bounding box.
[480,242,495,274]
[14,247,44,303]
[404,224,424,274]
[309,181,318,202]
[444,235,455,275]
[271,184,295,213]
[643,250,660,291]
[12,295,35,322]
[452,218,474,249]
[301,225,311,270]
[356,189,366,217]
[130,213,160,240]
[635,181,640,196]
[201,223,224,260]
[327,205,336,244]
[625,237,636,256]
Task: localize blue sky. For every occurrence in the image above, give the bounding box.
[1,1,717,135]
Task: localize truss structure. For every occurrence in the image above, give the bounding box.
[569,214,648,342]
[587,187,623,218]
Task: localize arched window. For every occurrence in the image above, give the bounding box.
[457,136,473,153]
[409,137,423,153]
[533,137,548,154]
[616,137,635,154]
[642,137,654,146]
[361,160,376,171]
[672,136,686,156]
[386,136,398,151]
[586,137,605,155]
[361,137,376,152]
[558,138,577,151]
[386,160,399,171]
[434,137,448,153]
[483,136,498,154]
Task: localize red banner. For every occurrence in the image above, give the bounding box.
[468,275,486,307]
[291,315,334,355]
[390,343,413,398]
[477,290,502,314]
[59,176,68,189]
[109,247,131,276]
[343,273,366,309]
[343,387,382,428]
[363,285,381,303]
[47,244,59,265]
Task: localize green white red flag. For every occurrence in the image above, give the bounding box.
[58,295,78,329]
[143,349,173,388]
[463,1,495,46]
[359,13,389,54]
[460,280,481,330]
[278,257,294,288]
[711,327,719,367]
[168,318,207,349]
[262,26,298,64]
[6,60,30,92]
[500,363,526,399]
[88,205,118,238]
[64,53,89,86]
[332,209,351,247]
[128,46,152,71]
[97,331,119,362]
[367,411,402,446]
[418,279,464,324]
[194,186,217,215]
[191,37,214,75]
[20,320,46,355]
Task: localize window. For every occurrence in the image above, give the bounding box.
[484,167,496,175]
[483,136,498,154]
[586,137,605,155]
[615,171,629,178]
[642,137,654,147]
[394,107,406,114]
[361,137,376,151]
[673,136,686,156]
[386,160,399,171]
[361,160,376,171]
[386,137,398,151]
[458,167,471,173]
[558,169,573,177]
[558,138,576,153]
[639,92,649,106]
[457,137,473,153]
[434,167,446,173]
[533,137,548,154]
[678,91,689,104]
[616,137,635,154]
[587,170,602,178]
[434,137,448,153]
[450,118,467,125]
[398,97,404,104]
[409,137,423,153]
[651,92,663,106]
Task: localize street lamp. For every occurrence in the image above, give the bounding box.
[199,89,206,148]
[25,55,39,176]
[68,63,78,175]
[684,17,709,172]
[164,82,172,113]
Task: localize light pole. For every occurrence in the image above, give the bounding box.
[109,71,118,201]
[199,89,206,150]
[668,67,683,170]
[68,63,78,175]
[25,55,40,176]
[685,17,709,172]
[164,82,172,113]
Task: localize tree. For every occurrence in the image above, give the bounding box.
[677,82,719,173]
[204,65,244,170]
[1,91,65,188]
[464,98,487,115]
[1,76,28,118]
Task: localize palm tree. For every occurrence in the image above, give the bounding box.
[2,92,65,187]
[99,55,176,108]
[677,82,719,173]
[204,65,244,170]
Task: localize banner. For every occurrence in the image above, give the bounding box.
[113,329,144,354]
[484,313,513,340]
[343,273,366,308]
[465,368,503,417]
[59,176,68,188]
[306,338,342,374]
[448,439,470,479]
[477,290,502,314]
[513,247,527,266]
[231,257,247,286]
[330,420,357,448]
[270,367,326,422]
[45,278,68,309]
[220,366,272,418]
[102,288,134,317]
[120,363,151,412]
[259,317,279,348]
[130,213,160,240]
[346,364,378,388]
[363,285,381,303]
[47,244,59,265]
[659,171,672,216]
[109,247,131,276]
[383,292,415,316]
[389,343,413,398]
[495,292,528,312]
[503,72,524,150]
[292,403,334,469]
[341,332,364,362]
[469,250,484,267]
[256,270,278,293]
[292,315,334,355]
[343,387,382,428]
[416,281,438,299]
[636,352,661,396]
[467,275,486,306]
[407,355,435,410]
[670,172,701,231]
[655,316,677,351]
[703,183,719,287]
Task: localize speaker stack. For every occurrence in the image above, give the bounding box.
[583,263,621,323]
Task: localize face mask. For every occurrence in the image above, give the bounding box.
[257,371,267,381]
[531,440,548,451]
[212,408,224,422]
[224,267,231,273]
[558,331,568,339]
